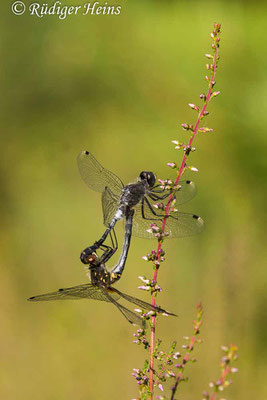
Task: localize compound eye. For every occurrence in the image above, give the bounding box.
[147,172,156,187]
[86,254,96,264]
[139,171,146,180]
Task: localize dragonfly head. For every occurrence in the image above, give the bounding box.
[139,171,156,187]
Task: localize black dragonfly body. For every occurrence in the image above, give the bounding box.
[77,151,204,264]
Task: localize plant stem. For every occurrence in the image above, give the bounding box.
[148,28,220,398]
[170,337,195,400]
[204,344,238,400]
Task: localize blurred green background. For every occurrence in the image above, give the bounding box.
[1,0,266,399]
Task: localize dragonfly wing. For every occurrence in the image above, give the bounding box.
[77,151,124,196]
[29,283,144,327]
[28,283,119,302]
[132,202,204,238]
[111,288,177,316]
[114,303,145,328]
[104,289,145,327]
[150,180,197,205]
[174,180,197,205]
[102,187,119,227]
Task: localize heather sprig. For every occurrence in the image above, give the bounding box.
[131,23,229,400]
[202,344,239,400]
[133,303,239,400]
[170,302,204,400]
[132,303,204,399]
[147,22,222,397]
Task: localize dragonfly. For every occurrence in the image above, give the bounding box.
[77,151,204,264]
[28,212,176,327]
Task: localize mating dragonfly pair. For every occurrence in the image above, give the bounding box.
[28,151,204,326]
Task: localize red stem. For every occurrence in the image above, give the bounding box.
[148,43,220,398]
[209,365,230,400]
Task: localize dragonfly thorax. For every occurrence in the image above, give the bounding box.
[119,182,146,211]
[89,264,113,286]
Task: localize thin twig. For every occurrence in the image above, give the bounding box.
[170,302,203,399]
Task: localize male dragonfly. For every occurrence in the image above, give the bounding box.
[77,151,204,264]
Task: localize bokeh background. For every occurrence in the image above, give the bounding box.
[1,1,266,399]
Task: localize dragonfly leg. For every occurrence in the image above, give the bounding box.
[150,187,170,194]
[80,217,119,264]
[99,229,118,264]
[141,196,167,221]
[150,184,171,191]
[148,192,171,201]
[109,228,118,253]
[98,240,115,265]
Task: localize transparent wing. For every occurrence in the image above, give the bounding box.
[111,287,177,316]
[173,180,197,205]
[131,202,204,239]
[102,187,119,226]
[28,284,144,326]
[150,180,197,205]
[104,290,145,327]
[28,284,120,302]
[77,151,124,196]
